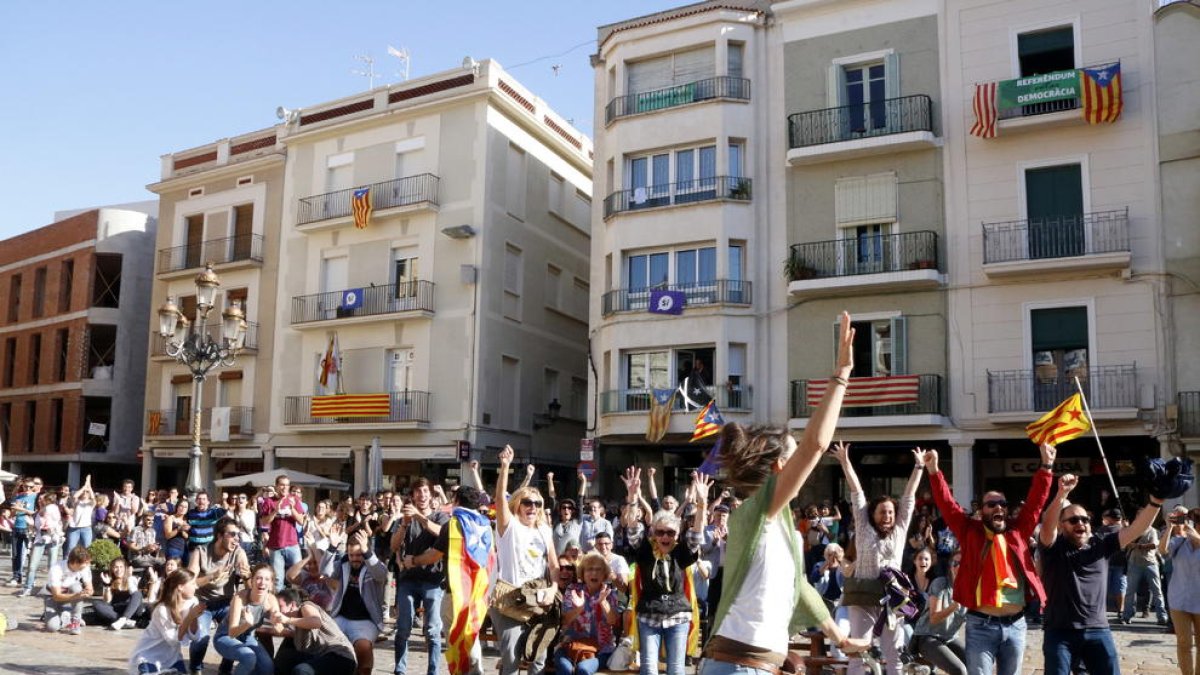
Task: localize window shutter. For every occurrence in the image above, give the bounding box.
[728,43,744,79]
[827,64,846,107]
[883,53,900,100]
[627,55,672,94]
[891,316,908,375]
[672,46,715,84]
[835,173,898,226]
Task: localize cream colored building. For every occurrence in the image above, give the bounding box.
[267,60,592,493]
[143,129,286,489]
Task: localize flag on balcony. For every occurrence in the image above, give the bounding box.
[645,388,676,443]
[1081,62,1123,124]
[970,81,998,138]
[691,401,724,442]
[147,410,163,436]
[211,406,231,442]
[806,375,921,408]
[352,187,373,229]
[1025,393,1091,445]
[312,393,391,418]
[318,333,342,396]
[649,289,686,315]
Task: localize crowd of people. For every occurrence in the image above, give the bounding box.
[1,314,1197,675]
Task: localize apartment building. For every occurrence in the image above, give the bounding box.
[590,2,768,496]
[0,207,156,487]
[943,0,1168,503]
[142,128,285,490]
[268,60,592,494]
[774,0,949,501]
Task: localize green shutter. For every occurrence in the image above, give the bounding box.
[1031,307,1088,351]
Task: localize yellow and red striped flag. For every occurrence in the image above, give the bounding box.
[1081,63,1122,124]
[1025,393,1090,445]
[311,393,390,418]
[351,187,373,229]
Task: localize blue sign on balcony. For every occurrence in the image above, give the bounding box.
[341,288,364,309]
[649,290,686,315]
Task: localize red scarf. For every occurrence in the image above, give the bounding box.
[976,527,1019,607]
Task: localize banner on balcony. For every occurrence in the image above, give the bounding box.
[1080,62,1122,124]
[806,375,920,408]
[341,288,363,310]
[352,187,372,229]
[312,393,390,418]
[997,69,1080,109]
[649,289,685,315]
[211,406,231,442]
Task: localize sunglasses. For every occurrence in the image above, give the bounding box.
[655,529,678,537]
[520,499,544,508]
[1063,515,1091,526]
[224,531,240,537]
[983,499,1008,509]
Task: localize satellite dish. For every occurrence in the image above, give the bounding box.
[276,106,286,120]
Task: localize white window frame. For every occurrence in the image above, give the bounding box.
[1021,297,1096,406]
[1016,155,1091,258]
[624,244,722,309]
[503,243,523,321]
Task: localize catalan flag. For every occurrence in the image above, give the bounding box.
[1025,392,1091,445]
[351,187,372,229]
[445,506,494,675]
[645,388,676,443]
[691,401,723,442]
[1081,62,1122,124]
[970,81,999,139]
[311,393,391,418]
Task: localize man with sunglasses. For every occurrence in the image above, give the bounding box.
[921,443,1056,675]
[1038,472,1163,674]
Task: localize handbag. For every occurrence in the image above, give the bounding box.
[492,578,559,623]
[607,637,634,671]
[841,575,885,608]
[563,637,600,664]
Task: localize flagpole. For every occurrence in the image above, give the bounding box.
[1073,376,1121,505]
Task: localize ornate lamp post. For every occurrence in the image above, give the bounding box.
[156,263,247,497]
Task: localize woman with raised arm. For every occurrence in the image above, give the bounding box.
[700,312,867,675]
[490,444,560,675]
[835,441,925,675]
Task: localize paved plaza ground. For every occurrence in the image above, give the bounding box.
[0,556,1184,674]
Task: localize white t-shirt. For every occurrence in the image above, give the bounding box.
[715,517,795,653]
[128,597,198,674]
[47,560,92,591]
[496,519,553,585]
[69,499,95,529]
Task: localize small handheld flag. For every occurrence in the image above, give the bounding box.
[691,401,724,442]
[1025,393,1090,445]
[352,187,373,229]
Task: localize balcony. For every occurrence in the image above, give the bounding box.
[1178,391,1200,439]
[789,375,944,427]
[982,208,1130,277]
[787,231,942,297]
[153,321,259,359]
[291,281,435,326]
[145,407,255,437]
[787,95,936,165]
[605,76,751,124]
[987,365,1138,421]
[602,280,751,316]
[296,174,439,229]
[992,62,1118,133]
[283,391,431,425]
[157,234,264,276]
[604,176,751,219]
[599,386,751,415]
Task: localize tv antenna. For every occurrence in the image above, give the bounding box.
[388,45,411,81]
[352,53,379,89]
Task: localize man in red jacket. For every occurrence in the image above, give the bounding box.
[920,443,1056,675]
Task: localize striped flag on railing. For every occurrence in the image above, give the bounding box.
[311,393,390,418]
[806,375,920,408]
[352,187,372,229]
[970,81,998,138]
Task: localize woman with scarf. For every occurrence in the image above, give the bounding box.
[835,440,925,675]
[699,312,867,675]
[554,551,620,675]
[621,468,710,675]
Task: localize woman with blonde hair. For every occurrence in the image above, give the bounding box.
[553,551,620,675]
[490,444,559,675]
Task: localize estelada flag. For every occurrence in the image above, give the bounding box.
[645,388,676,443]
[691,401,724,442]
[351,187,373,229]
[445,507,495,675]
[1025,393,1091,445]
[1081,62,1122,124]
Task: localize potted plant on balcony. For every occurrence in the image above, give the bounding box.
[729,178,752,200]
[783,255,817,281]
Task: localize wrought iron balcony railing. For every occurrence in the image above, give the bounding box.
[605,76,751,123]
[1179,391,1200,438]
[788,94,933,149]
[789,375,943,418]
[291,281,435,324]
[601,280,752,316]
[153,321,258,356]
[145,407,254,436]
[283,391,431,425]
[786,231,940,281]
[982,208,1129,264]
[987,365,1137,413]
[604,176,751,218]
[157,234,264,274]
[297,173,439,225]
[599,386,751,415]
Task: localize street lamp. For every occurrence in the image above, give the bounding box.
[157,263,247,497]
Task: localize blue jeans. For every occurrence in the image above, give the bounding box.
[190,603,230,670]
[10,528,28,583]
[394,579,445,675]
[24,538,60,591]
[214,632,273,675]
[1043,627,1119,675]
[1121,561,1166,622]
[699,657,775,675]
[964,613,1026,675]
[638,620,689,675]
[555,648,611,675]
[270,544,301,592]
[137,659,186,673]
[65,526,92,557]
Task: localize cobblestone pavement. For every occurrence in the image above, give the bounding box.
[0,557,1182,674]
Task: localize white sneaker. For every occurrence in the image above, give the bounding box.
[67,617,82,635]
[109,617,127,630]
[4,578,20,587]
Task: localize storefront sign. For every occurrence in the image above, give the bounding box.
[276,447,351,459]
[997,69,1080,109]
[1004,457,1090,477]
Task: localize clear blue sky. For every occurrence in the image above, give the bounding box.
[0,1,682,239]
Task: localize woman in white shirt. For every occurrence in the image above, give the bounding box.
[835,441,925,675]
[65,477,96,555]
[129,569,207,674]
[490,444,559,675]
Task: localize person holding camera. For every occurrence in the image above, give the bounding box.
[1162,506,1200,675]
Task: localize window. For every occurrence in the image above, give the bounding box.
[841,317,907,378]
[1031,306,1089,408]
[835,173,898,273]
[728,43,744,79]
[55,328,69,382]
[32,267,46,318]
[0,403,9,451]
[544,368,560,409]
[628,143,727,206]
[1025,164,1084,259]
[627,252,669,290]
[626,351,670,391]
[174,382,192,436]
[387,349,415,392]
[548,173,564,217]
[503,244,523,320]
[50,398,62,451]
[29,333,41,385]
[326,153,353,191]
[3,337,14,387]
[569,377,588,420]
[501,356,520,429]
[394,137,425,178]
[24,401,35,452]
[728,143,744,178]
[8,273,21,322]
[827,52,899,137]
[624,348,716,409]
[59,259,74,312]
[571,277,589,320]
[845,63,887,131]
[728,343,747,408]
[218,376,243,408]
[1018,26,1075,77]
[184,214,204,269]
[506,144,527,219]
[232,204,254,260]
[92,253,122,308]
[392,250,419,300]
[626,46,715,94]
[545,264,563,310]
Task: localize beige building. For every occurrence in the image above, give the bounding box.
[143,129,285,489]
[267,60,592,494]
